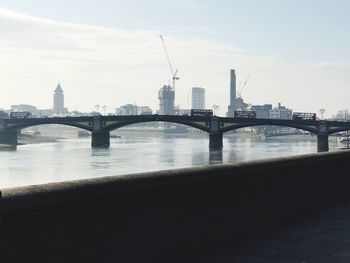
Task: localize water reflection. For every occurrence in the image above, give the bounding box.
[91,147,112,170]
[0,145,17,151]
[91,147,111,157]
[209,150,223,164]
[0,134,343,189]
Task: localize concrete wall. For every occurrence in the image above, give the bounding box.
[1,151,350,262]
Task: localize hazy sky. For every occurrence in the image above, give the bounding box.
[0,0,349,116]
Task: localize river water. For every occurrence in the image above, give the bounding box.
[0,132,343,189]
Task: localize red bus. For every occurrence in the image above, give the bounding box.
[234,110,256,119]
[292,112,316,121]
[10,111,31,119]
[190,109,213,117]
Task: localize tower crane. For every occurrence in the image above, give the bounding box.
[237,74,251,98]
[160,35,179,89]
[319,108,325,120]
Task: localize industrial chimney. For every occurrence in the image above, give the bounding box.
[227,69,236,117]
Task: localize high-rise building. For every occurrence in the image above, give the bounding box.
[53,83,65,114]
[251,104,273,119]
[115,104,153,115]
[115,104,138,115]
[191,87,205,109]
[269,103,292,119]
[10,104,39,117]
[227,69,236,117]
[158,85,175,115]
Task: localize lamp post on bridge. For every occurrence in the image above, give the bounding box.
[91,104,110,148]
[212,105,220,116]
[102,105,107,116]
[319,108,326,120]
[95,104,100,115]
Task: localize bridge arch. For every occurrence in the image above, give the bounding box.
[4,119,92,133]
[221,123,319,134]
[103,119,211,133]
[328,127,350,135]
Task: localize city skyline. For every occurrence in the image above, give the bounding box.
[0,1,349,117]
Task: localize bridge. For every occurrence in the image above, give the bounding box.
[1,115,350,151]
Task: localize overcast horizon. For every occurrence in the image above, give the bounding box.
[0,0,349,117]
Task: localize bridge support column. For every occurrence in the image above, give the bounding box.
[317,133,329,152]
[209,116,223,150]
[209,149,223,164]
[317,121,329,152]
[209,132,223,150]
[0,131,17,149]
[91,131,110,148]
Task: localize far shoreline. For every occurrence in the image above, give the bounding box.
[18,134,61,145]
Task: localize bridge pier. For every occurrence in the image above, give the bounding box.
[209,116,223,150]
[317,121,329,152]
[0,131,17,149]
[317,133,329,152]
[209,149,223,164]
[91,131,110,148]
[209,132,223,150]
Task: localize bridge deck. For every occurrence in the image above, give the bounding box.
[196,199,350,263]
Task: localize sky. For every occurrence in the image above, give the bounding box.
[0,0,349,117]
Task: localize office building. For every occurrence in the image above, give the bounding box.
[10,104,39,116]
[270,103,293,119]
[251,104,273,119]
[115,105,153,115]
[116,104,138,115]
[191,87,205,109]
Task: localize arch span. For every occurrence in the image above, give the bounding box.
[103,119,211,133]
[328,127,350,135]
[219,117,319,134]
[4,118,92,132]
[221,123,318,134]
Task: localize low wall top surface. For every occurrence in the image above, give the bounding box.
[2,150,350,263]
[1,150,349,213]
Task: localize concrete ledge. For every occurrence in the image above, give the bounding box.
[1,151,350,262]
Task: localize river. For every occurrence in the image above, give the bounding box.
[0,132,343,189]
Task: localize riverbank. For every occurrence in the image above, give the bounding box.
[17,134,60,145]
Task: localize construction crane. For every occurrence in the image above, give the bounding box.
[160,35,180,89]
[319,108,326,120]
[237,74,251,98]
